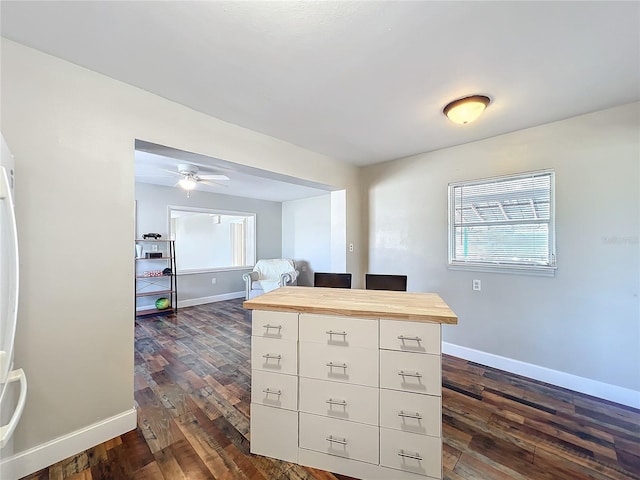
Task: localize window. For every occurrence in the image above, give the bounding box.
[448,170,556,276]
[169,206,256,273]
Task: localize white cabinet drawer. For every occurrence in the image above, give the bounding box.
[380,389,441,437]
[299,342,378,387]
[250,403,298,463]
[299,412,379,465]
[380,427,442,478]
[251,370,298,411]
[299,314,378,349]
[380,350,441,395]
[299,377,378,426]
[380,320,441,354]
[251,336,297,375]
[252,310,299,340]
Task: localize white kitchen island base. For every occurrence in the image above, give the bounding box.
[245,287,458,480]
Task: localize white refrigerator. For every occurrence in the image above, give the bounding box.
[0,133,26,465]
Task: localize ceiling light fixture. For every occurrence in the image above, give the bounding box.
[443,95,491,125]
[178,176,197,191]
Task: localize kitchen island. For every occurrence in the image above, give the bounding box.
[244,286,458,480]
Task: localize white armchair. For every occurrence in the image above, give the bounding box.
[242,259,299,299]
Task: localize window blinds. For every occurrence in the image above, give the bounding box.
[449,170,556,270]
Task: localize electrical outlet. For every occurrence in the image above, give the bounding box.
[349,243,354,252]
[211,278,217,284]
[472,279,481,291]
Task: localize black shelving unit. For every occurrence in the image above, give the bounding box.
[134,239,177,318]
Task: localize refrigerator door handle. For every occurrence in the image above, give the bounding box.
[0,368,27,448]
[0,166,20,385]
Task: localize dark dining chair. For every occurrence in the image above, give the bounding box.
[365,273,407,291]
[314,272,352,289]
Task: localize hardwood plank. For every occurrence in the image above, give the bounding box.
[120,429,156,472]
[89,446,128,480]
[524,415,618,462]
[150,369,192,418]
[136,390,179,454]
[452,452,523,480]
[443,422,473,452]
[153,447,188,480]
[185,389,224,423]
[48,464,64,480]
[616,435,640,457]
[616,449,640,477]
[240,452,290,480]
[443,470,467,480]
[174,411,245,479]
[443,442,463,471]
[167,434,214,480]
[533,444,635,480]
[132,461,165,480]
[66,471,92,480]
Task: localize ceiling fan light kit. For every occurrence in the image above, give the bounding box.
[167,163,230,196]
[178,176,197,190]
[443,95,491,125]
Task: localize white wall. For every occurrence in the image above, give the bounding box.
[282,194,332,286]
[330,190,347,273]
[363,103,640,406]
[176,214,232,269]
[136,182,282,303]
[0,38,361,478]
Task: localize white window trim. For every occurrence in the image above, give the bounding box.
[448,169,557,276]
[168,205,257,272]
[175,266,253,276]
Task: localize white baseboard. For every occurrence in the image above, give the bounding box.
[442,342,640,409]
[0,408,137,480]
[177,291,244,308]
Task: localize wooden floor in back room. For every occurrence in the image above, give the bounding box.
[22,299,639,480]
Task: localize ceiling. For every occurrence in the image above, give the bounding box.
[134,141,335,202]
[2,1,639,169]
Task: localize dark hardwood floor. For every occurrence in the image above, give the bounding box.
[23,299,639,480]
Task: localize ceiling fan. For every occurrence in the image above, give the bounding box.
[166,163,230,193]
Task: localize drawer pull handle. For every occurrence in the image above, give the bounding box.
[326,398,347,406]
[262,388,282,395]
[398,370,422,378]
[326,435,348,445]
[326,362,348,369]
[263,324,282,330]
[326,330,347,336]
[262,354,282,360]
[398,410,422,420]
[397,335,422,342]
[398,450,423,461]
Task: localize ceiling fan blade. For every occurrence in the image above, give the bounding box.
[160,169,183,177]
[198,174,230,181]
[199,179,228,188]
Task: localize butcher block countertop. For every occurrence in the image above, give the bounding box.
[243,286,458,324]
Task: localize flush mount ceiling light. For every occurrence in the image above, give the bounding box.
[443,95,491,125]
